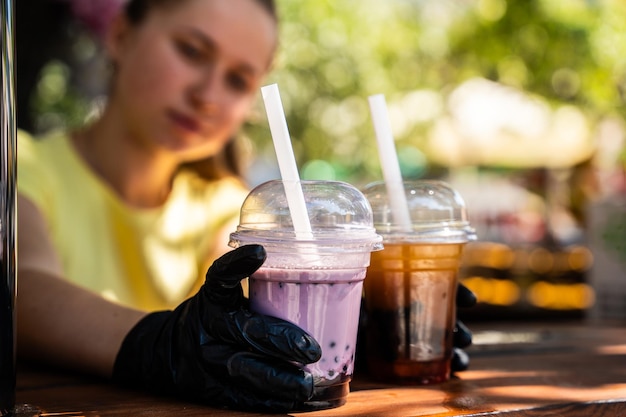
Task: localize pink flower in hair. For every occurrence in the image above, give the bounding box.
[66,0,128,40]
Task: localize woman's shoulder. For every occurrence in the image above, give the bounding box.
[18,129,72,160]
[18,129,87,203]
[18,128,69,142]
[17,130,73,217]
[18,129,66,174]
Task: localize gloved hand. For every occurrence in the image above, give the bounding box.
[113,244,322,412]
[450,282,477,373]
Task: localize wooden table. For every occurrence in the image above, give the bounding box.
[14,320,626,416]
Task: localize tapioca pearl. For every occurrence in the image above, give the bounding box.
[328,370,335,377]
[334,356,340,363]
[278,282,284,289]
[343,364,348,373]
[345,344,350,351]
[329,341,336,349]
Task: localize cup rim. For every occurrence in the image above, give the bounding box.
[229,229,384,252]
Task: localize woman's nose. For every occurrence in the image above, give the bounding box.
[189,69,222,114]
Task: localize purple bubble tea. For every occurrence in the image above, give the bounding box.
[229,180,382,411]
[249,268,365,396]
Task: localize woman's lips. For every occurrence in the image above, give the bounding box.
[169,110,201,133]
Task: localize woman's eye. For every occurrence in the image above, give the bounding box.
[177,40,204,61]
[227,73,251,93]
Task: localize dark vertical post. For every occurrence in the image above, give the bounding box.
[0,0,16,414]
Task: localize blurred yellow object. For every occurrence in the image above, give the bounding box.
[527,281,595,310]
[462,242,515,270]
[462,276,521,306]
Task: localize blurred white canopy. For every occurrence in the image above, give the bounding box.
[428,78,595,168]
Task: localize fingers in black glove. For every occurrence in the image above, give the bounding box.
[114,244,322,412]
[453,320,473,349]
[451,320,472,373]
[227,351,315,400]
[202,245,320,364]
[206,244,266,292]
[451,347,470,373]
[456,282,477,308]
[451,282,477,374]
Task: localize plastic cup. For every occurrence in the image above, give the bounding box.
[361,180,476,385]
[229,180,382,411]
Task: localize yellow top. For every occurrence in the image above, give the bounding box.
[18,130,249,311]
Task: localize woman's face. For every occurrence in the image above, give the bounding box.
[108,0,277,162]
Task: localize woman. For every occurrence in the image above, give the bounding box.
[17,0,474,411]
[17,0,322,411]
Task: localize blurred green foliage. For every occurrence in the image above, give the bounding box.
[250,0,625,185]
[31,0,626,185]
[33,60,92,132]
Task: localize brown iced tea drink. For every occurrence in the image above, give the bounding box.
[361,180,475,385]
[364,242,465,384]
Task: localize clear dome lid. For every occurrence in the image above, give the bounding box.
[361,180,477,244]
[229,180,383,252]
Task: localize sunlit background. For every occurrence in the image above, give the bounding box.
[18,0,626,322]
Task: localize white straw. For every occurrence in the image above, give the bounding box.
[368,94,413,232]
[261,84,313,240]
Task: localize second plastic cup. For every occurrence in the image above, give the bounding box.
[361,180,476,385]
[229,180,382,411]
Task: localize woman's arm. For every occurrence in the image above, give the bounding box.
[17,194,146,377]
[18,195,325,410]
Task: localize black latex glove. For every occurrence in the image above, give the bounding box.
[113,244,322,412]
[450,282,477,373]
